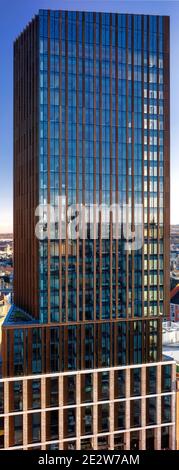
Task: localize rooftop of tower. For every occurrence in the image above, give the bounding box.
[3,304,38,326]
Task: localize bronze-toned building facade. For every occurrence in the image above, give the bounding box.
[1,10,175,450]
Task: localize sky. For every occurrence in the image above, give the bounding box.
[0,0,179,232]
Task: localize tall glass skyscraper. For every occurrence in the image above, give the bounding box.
[0,10,176,450]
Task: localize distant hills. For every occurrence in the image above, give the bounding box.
[0,234,13,240]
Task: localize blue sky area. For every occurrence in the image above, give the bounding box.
[0,0,179,232]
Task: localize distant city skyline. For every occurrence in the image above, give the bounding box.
[0,0,179,232]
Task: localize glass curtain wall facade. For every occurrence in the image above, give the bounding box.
[1,10,174,450]
[10,9,170,370]
[39,11,167,328]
